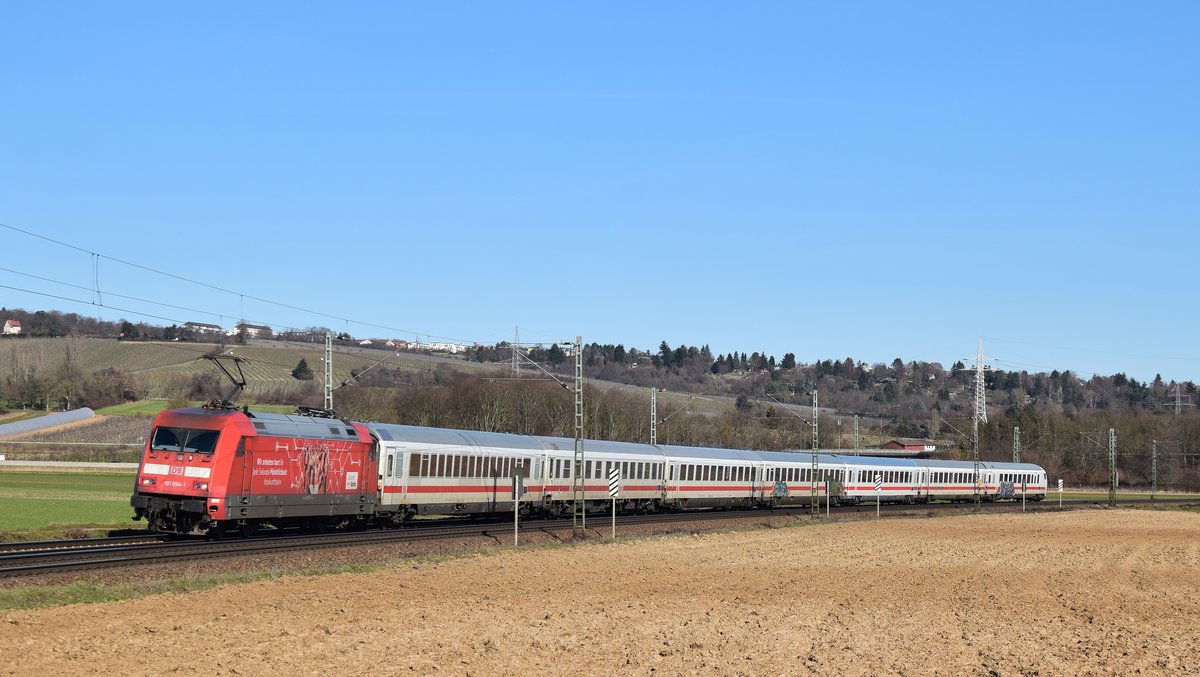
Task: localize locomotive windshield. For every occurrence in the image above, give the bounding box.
[150,427,220,454]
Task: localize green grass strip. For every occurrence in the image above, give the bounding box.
[0,472,139,537]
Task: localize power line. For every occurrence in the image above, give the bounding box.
[0,265,229,321]
[0,221,485,345]
[0,282,188,326]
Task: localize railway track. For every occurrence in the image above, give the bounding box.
[3,497,1196,579]
[0,521,488,578]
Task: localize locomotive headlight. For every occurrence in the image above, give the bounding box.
[142,478,156,486]
[193,481,209,491]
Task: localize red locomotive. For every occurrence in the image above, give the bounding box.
[131,405,377,536]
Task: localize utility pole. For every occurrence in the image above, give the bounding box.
[650,388,658,445]
[970,337,990,508]
[1013,426,1021,463]
[1152,439,1158,500]
[572,336,585,534]
[1108,428,1117,508]
[853,415,860,456]
[324,332,334,410]
[811,391,819,516]
[512,326,521,378]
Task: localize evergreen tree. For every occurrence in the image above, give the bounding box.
[291,358,314,380]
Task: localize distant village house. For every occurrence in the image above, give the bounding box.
[2,320,20,336]
[882,438,937,453]
[184,321,224,335]
[229,322,273,338]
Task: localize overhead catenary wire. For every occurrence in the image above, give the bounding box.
[0,221,485,345]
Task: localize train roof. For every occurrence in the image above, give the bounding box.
[371,423,548,452]
[910,459,1046,472]
[832,455,920,468]
[245,412,361,441]
[158,408,363,442]
[754,450,852,465]
[657,444,760,462]
[362,421,1046,473]
[369,423,664,457]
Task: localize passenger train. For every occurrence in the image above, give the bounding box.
[131,405,1047,536]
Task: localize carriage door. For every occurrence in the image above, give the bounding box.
[237,436,252,518]
[379,450,394,507]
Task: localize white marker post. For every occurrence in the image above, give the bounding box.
[825,481,830,517]
[1022,481,1027,512]
[608,467,620,539]
[1058,478,1063,508]
[874,472,882,519]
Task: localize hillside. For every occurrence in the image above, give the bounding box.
[0,336,464,401]
[3,331,1200,491]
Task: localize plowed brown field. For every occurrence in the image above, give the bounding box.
[2,509,1198,676]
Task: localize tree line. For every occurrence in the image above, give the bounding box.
[3,308,1198,489]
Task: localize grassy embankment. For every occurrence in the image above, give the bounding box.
[0,471,140,541]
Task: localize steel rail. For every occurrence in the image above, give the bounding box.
[2,497,1196,578]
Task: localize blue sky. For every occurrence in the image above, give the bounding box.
[2,3,1197,383]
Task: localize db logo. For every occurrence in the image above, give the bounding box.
[170,466,185,476]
